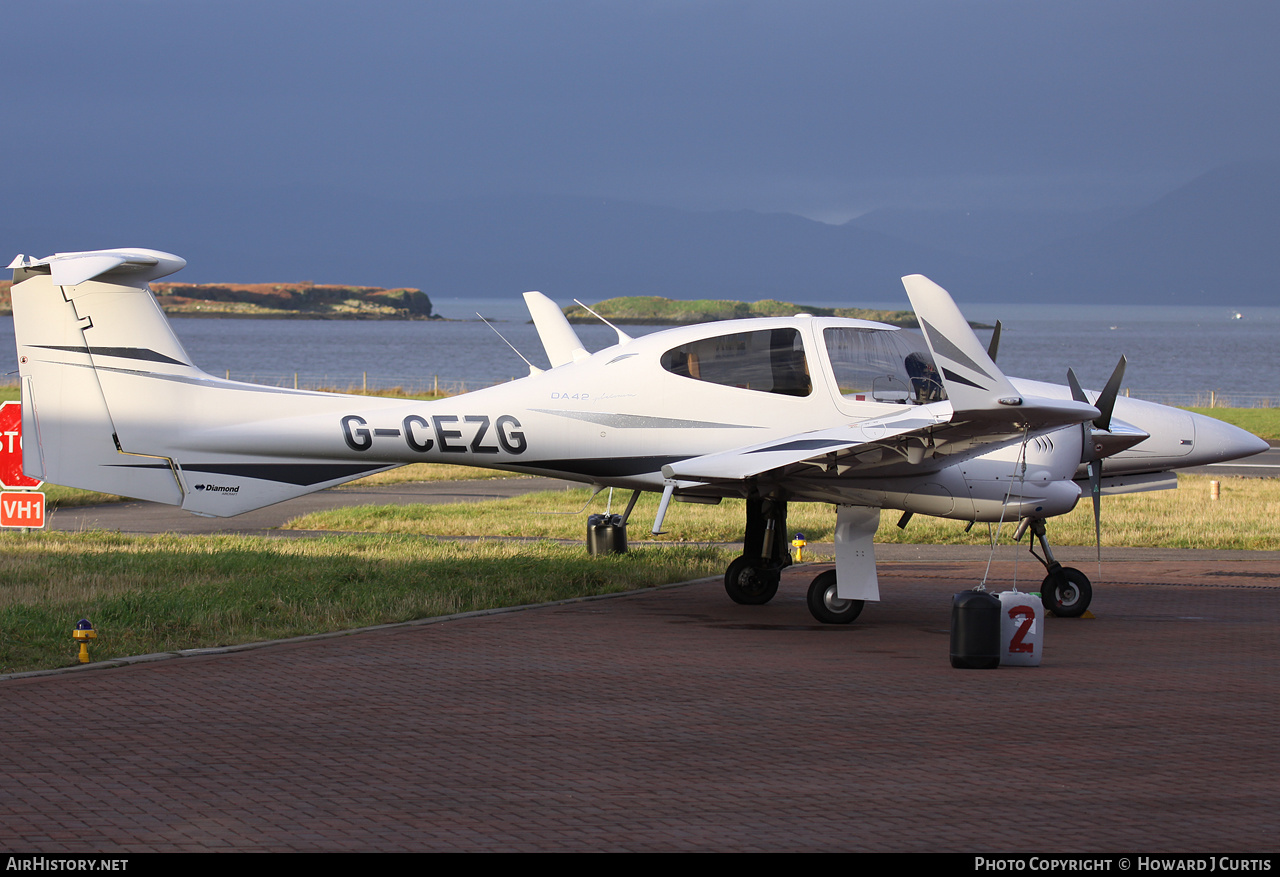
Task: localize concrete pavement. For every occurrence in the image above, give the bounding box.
[4,475,1278,851]
[1,555,1277,852]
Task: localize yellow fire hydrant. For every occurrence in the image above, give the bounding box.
[73,618,96,664]
[791,532,807,562]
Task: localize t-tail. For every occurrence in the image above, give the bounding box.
[9,249,401,516]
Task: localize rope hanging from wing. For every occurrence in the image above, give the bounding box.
[979,425,1032,591]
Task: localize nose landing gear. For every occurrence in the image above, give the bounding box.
[1016,517,1094,618]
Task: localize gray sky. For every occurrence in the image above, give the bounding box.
[5,0,1279,223]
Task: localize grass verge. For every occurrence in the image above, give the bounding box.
[0,531,729,674]
[34,465,521,508]
[335,463,528,486]
[1184,408,1280,442]
[285,474,1280,551]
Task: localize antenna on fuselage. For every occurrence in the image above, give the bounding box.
[572,299,633,345]
[477,313,544,376]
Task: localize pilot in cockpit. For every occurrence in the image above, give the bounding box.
[904,352,944,403]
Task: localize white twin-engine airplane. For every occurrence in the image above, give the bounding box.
[8,248,1267,623]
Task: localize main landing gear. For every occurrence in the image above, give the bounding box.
[806,569,864,624]
[1015,517,1094,617]
[723,496,790,605]
[723,499,877,625]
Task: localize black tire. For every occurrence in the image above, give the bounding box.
[806,569,864,624]
[724,555,780,605]
[1041,567,1092,617]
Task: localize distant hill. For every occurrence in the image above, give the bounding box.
[153,282,435,319]
[3,162,1277,306]
[563,296,919,326]
[0,281,436,319]
[848,205,1136,263]
[967,162,1280,304]
[0,187,976,303]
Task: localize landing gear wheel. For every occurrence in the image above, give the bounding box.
[1041,567,1092,617]
[724,556,780,605]
[806,570,864,624]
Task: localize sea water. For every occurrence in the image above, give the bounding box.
[1,301,1276,405]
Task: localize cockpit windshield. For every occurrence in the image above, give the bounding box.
[822,327,946,404]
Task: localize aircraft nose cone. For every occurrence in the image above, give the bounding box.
[1189,413,1269,466]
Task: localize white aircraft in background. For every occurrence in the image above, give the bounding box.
[7,248,1266,622]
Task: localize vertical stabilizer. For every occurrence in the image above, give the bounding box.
[523,291,589,367]
[11,249,192,502]
[10,248,400,515]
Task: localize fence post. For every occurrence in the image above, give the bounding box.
[363,371,367,392]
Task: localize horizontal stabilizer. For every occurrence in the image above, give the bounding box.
[9,248,187,287]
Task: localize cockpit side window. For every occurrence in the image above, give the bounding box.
[822,327,947,404]
[661,328,811,397]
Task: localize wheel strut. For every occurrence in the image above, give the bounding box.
[1015,516,1094,618]
[724,494,789,605]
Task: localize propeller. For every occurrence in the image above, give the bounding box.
[1066,355,1127,564]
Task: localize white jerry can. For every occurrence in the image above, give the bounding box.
[998,591,1043,667]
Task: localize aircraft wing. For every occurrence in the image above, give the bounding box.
[663,388,1094,486]
[663,405,951,483]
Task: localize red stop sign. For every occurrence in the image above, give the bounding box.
[0,401,43,489]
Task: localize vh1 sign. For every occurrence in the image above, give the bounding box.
[0,400,42,490]
[1,491,45,528]
[0,400,47,528]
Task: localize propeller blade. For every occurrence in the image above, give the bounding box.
[1094,355,1127,432]
[1067,368,1096,465]
[986,320,1002,362]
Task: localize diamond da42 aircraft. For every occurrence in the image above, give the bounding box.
[7,248,1267,623]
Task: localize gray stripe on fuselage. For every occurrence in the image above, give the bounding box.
[528,409,758,429]
[39,359,343,396]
